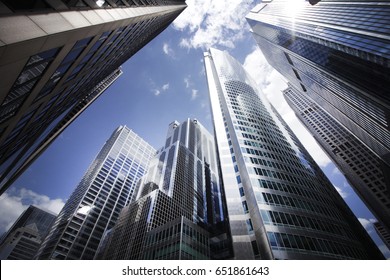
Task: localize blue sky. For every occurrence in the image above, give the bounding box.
[0,0,389,258]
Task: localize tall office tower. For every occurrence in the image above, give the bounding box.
[204,47,383,260]
[0,0,186,194]
[0,205,56,260]
[284,84,390,234]
[104,119,230,260]
[0,205,56,246]
[2,67,122,197]
[35,126,155,259]
[374,222,390,251]
[246,1,390,175]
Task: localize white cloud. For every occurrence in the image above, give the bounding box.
[162,42,175,58]
[332,166,342,175]
[162,83,170,91]
[0,188,65,234]
[184,76,191,88]
[173,0,253,49]
[243,47,332,168]
[334,185,348,199]
[151,82,169,96]
[358,217,377,233]
[200,101,208,108]
[191,89,199,100]
[243,47,275,88]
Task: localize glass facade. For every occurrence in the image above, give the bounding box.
[144,216,210,260]
[1,0,186,11]
[35,126,155,259]
[246,0,389,168]
[103,119,231,260]
[0,68,122,200]
[204,47,383,259]
[284,84,390,236]
[0,0,187,194]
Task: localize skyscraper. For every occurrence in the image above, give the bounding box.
[104,119,231,260]
[0,0,187,194]
[1,67,122,196]
[374,222,390,251]
[0,205,56,260]
[246,0,389,171]
[204,47,383,259]
[36,126,155,259]
[284,84,390,235]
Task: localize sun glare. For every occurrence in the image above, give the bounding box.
[285,0,306,20]
[77,205,93,215]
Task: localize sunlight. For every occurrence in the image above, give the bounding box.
[96,0,105,7]
[77,205,93,215]
[285,0,306,20]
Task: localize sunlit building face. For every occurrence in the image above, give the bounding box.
[36,126,155,260]
[204,47,383,260]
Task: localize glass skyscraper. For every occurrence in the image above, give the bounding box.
[374,222,390,251]
[246,0,389,172]
[35,126,155,259]
[204,47,383,259]
[1,68,122,197]
[103,119,231,260]
[0,205,56,260]
[0,0,186,194]
[284,84,390,236]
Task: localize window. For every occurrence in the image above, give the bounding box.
[246,219,254,232]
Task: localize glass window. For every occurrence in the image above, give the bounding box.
[246,219,254,232]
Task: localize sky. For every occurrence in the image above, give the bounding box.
[0,0,389,258]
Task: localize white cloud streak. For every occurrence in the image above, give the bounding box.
[184,76,191,88]
[162,83,170,91]
[358,217,377,233]
[173,0,253,49]
[152,82,170,97]
[0,188,64,234]
[332,166,342,175]
[334,185,349,199]
[191,89,199,100]
[162,42,175,58]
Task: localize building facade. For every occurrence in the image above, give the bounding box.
[0,205,56,260]
[35,126,155,259]
[103,119,231,260]
[0,0,186,194]
[284,84,390,235]
[374,222,390,251]
[246,0,389,171]
[1,68,122,196]
[204,47,383,259]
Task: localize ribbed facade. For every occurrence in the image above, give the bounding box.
[246,0,389,168]
[104,119,231,260]
[0,0,187,194]
[284,84,390,235]
[204,47,383,259]
[374,222,390,251]
[35,126,155,259]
